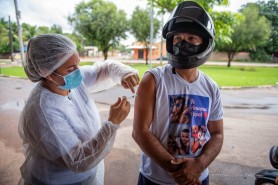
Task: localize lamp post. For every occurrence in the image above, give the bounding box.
[14,0,25,65]
[160,14,164,65]
[149,0,154,69]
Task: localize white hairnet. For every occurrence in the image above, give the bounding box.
[25,34,77,82]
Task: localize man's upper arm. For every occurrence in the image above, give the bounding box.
[133,72,156,136]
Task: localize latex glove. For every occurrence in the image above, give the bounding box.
[108,96,131,125]
[170,158,202,185]
[121,73,140,93]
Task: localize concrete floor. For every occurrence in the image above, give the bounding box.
[0,76,278,185]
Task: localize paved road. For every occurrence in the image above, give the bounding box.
[0,76,278,185]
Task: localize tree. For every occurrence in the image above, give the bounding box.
[36,26,50,35]
[0,18,18,55]
[50,24,63,34]
[147,0,229,13]
[64,33,84,52]
[0,19,10,55]
[68,0,129,60]
[22,23,37,41]
[212,11,243,49]
[222,3,271,66]
[129,6,160,65]
[256,0,278,59]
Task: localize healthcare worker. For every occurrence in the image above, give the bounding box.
[18,33,139,185]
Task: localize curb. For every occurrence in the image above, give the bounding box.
[220,84,278,90]
[0,74,28,80]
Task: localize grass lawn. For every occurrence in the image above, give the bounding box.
[1,63,278,88]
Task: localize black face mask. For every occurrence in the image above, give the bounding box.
[173,40,201,56]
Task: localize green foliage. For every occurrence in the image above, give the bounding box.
[36,26,51,35]
[256,0,278,56]
[238,4,271,50]
[22,23,37,41]
[129,6,161,64]
[50,24,63,34]
[0,18,19,55]
[217,3,272,65]
[68,0,129,60]
[214,11,243,49]
[130,6,161,42]
[249,48,272,63]
[147,0,229,13]
[0,20,10,54]
[64,33,84,52]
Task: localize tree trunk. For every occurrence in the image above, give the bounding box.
[145,49,149,65]
[144,42,149,65]
[103,51,108,60]
[227,51,236,67]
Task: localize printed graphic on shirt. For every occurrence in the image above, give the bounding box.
[167,94,210,158]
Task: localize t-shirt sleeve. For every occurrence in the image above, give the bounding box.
[209,86,223,121]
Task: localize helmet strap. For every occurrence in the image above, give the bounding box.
[172,67,176,74]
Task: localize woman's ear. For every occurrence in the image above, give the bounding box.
[45,75,53,81]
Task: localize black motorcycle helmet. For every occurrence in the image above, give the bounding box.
[163,1,215,69]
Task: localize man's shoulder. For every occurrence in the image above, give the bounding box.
[199,70,218,87]
[149,64,170,75]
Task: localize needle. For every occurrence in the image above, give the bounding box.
[127,94,138,99]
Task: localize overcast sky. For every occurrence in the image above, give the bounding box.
[1,0,259,44]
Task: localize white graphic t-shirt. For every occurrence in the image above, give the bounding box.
[139,64,223,185]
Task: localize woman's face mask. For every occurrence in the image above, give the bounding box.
[53,68,83,90]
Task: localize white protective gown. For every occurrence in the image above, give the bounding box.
[18,60,137,185]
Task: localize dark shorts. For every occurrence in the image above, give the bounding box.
[137,173,209,185]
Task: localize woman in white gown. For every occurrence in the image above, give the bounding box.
[18,33,139,185]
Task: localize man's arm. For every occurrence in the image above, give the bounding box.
[132,72,180,172]
[197,119,224,170]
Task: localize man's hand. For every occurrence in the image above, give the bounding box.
[170,158,202,185]
[121,73,140,93]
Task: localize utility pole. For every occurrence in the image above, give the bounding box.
[160,14,164,65]
[8,16,14,62]
[14,0,25,65]
[149,0,154,69]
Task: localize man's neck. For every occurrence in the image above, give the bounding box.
[175,67,198,83]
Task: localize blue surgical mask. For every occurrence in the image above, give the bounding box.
[53,68,83,90]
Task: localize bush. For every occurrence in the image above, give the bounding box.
[249,49,272,63]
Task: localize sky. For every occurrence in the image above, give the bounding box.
[1,0,259,45]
